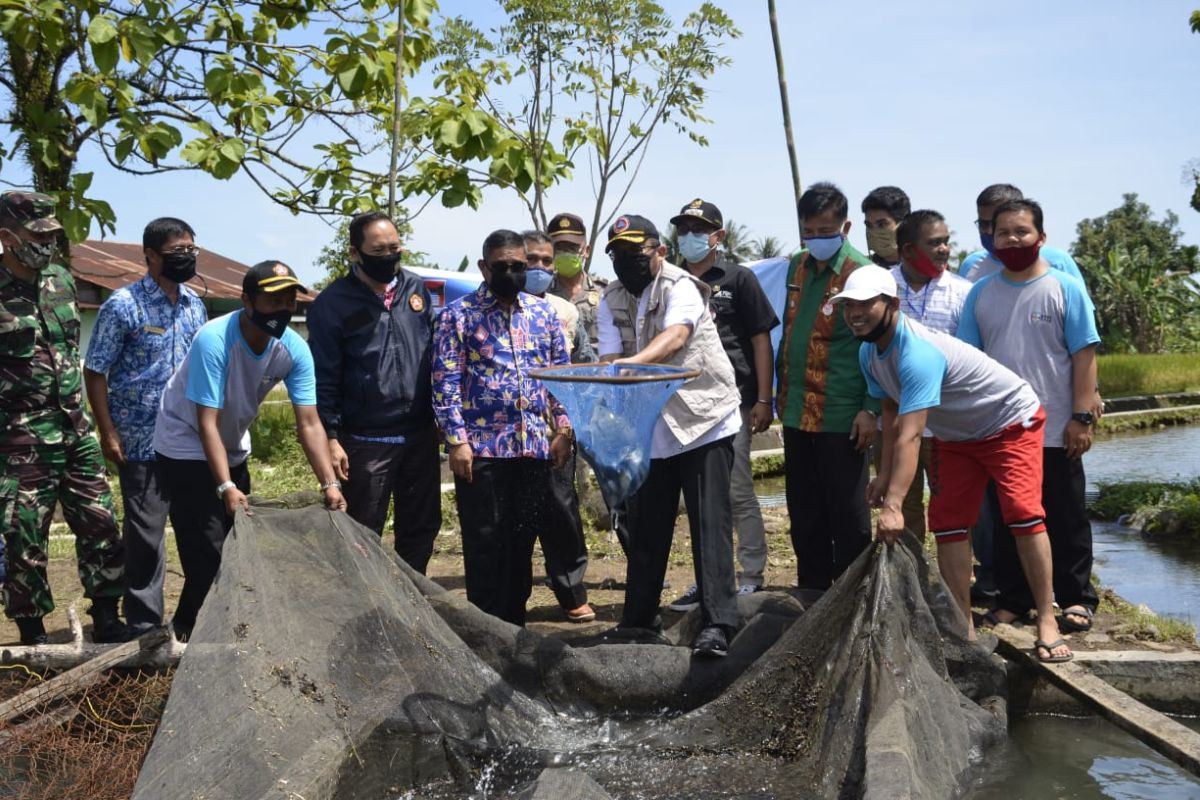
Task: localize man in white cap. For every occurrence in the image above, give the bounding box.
[833,264,1070,664]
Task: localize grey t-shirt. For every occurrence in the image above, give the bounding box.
[861,315,1041,442]
[153,312,316,466]
[957,270,1100,447]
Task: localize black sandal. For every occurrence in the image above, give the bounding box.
[1059,605,1094,633]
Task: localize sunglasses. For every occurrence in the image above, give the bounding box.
[488,259,527,272]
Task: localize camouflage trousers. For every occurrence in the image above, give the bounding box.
[0,435,125,619]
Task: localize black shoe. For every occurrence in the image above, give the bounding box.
[16,617,49,646]
[89,597,135,644]
[691,625,729,658]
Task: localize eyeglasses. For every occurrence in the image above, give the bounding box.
[606,244,655,260]
[526,254,555,267]
[974,219,994,234]
[488,259,527,272]
[162,245,200,256]
[674,221,718,236]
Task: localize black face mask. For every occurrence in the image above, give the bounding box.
[486,262,526,302]
[358,251,401,284]
[249,307,293,339]
[612,251,653,295]
[160,251,197,283]
[854,305,894,344]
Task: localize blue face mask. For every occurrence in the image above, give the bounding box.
[524,268,554,295]
[804,233,844,262]
[678,232,714,264]
[980,232,996,255]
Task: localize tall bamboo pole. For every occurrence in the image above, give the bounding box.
[387,0,406,220]
[768,0,803,241]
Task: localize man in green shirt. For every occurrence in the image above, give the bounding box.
[775,182,879,600]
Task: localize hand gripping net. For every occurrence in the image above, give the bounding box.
[531,363,698,508]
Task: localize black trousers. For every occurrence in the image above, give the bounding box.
[118,461,171,630]
[539,447,589,610]
[994,447,1099,615]
[455,457,551,626]
[157,453,250,635]
[622,436,738,631]
[341,425,441,574]
[783,428,872,591]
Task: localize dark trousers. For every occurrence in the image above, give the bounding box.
[971,485,999,593]
[539,447,589,610]
[994,447,1099,615]
[341,425,441,574]
[784,428,872,591]
[157,453,250,635]
[622,436,738,631]
[118,461,171,630]
[455,457,551,626]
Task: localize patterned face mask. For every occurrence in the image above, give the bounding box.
[4,233,56,271]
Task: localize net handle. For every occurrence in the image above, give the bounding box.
[529,363,701,384]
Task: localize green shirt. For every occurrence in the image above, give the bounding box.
[0,261,89,449]
[775,241,879,433]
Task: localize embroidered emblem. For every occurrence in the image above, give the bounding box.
[272,263,288,276]
[613,216,630,233]
[409,293,425,312]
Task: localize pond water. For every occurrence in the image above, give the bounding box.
[753,425,1200,798]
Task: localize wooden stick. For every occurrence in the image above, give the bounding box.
[994,626,1200,777]
[0,629,169,724]
[0,639,183,672]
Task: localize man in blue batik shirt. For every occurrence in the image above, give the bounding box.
[84,217,207,634]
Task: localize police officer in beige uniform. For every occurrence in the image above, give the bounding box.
[547,213,605,355]
[596,214,741,658]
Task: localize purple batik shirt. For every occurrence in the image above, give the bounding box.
[431,283,571,459]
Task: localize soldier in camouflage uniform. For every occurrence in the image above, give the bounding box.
[0,191,131,646]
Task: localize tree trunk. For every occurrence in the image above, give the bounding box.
[768,0,803,241]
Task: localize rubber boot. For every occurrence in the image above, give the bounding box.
[89,597,135,644]
[16,616,49,646]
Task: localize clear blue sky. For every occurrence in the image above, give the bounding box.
[21,0,1200,284]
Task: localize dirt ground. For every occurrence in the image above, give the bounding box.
[3,505,1195,655]
[0,507,801,646]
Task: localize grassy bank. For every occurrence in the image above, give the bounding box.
[1099,353,1200,398]
[1096,406,1200,434]
[1093,479,1200,541]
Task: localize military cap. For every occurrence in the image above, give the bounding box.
[0,191,63,233]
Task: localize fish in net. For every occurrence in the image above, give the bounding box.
[531,363,698,508]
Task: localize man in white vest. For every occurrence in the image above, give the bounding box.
[596,214,741,657]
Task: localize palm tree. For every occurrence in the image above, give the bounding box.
[753,235,787,260]
[721,218,757,262]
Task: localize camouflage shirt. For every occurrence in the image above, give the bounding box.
[0,261,90,449]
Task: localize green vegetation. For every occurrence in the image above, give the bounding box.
[1097,406,1200,434]
[1098,353,1200,397]
[1093,479,1200,540]
[1097,587,1198,645]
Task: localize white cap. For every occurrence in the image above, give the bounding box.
[830,264,898,303]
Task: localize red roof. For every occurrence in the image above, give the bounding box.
[69,240,316,308]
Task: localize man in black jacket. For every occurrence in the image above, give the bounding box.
[307,211,441,573]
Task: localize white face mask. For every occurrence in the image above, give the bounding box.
[678,232,713,263]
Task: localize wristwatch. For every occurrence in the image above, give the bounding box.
[320,480,342,492]
[215,480,237,499]
[1071,411,1095,426]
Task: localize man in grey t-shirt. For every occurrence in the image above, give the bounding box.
[958,199,1103,636]
[836,264,1071,662]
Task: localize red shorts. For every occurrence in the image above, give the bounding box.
[927,408,1047,543]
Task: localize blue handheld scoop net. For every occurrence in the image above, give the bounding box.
[531,363,698,508]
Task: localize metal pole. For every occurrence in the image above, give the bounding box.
[387,0,406,219]
[768,0,803,241]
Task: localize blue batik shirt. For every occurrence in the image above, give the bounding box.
[84,275,207,461]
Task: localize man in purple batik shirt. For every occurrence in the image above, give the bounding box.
[431,229,573,626]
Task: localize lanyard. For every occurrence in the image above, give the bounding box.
[903,279,931,321]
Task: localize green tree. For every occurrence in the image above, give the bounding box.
[1071,194,1200,353]
[0,0,554,242]
[1189,12,1200,212]
[312,218,437,289]
[721,218,756,262]
[752,234,788,260]
[429,0,739,266]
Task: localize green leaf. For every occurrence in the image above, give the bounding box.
[438,118,468,148]
[87,15,118,45]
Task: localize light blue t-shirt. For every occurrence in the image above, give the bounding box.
[957,270,1100,447]
[861,314,1040,442]
[153,311,315,465]
[962,245,1084,284]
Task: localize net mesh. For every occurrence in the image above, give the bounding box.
[533,363,695,508]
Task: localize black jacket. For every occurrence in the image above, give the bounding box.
[307,268,434,438]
